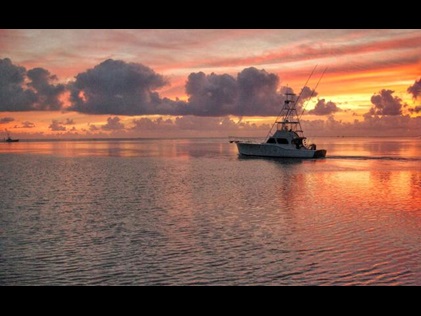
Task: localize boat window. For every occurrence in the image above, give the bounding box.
[276,138,289,144]
[267,137,276,144]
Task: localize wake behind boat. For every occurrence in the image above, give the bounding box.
[233,92,326,159]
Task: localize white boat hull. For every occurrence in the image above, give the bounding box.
[237,142,326,158]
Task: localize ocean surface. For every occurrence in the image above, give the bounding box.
[1,137,421,286]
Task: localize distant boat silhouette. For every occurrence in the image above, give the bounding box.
[4,133,19,142]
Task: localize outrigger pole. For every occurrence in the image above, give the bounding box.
[264,65,318,142]
[299,67,328,119]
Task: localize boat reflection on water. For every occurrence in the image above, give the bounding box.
[238,154,304,165]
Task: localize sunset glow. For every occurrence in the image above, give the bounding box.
[1,29,420,138]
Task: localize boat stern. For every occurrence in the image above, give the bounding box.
[313,149,327,158]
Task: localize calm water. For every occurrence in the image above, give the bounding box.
[1,137,421,285]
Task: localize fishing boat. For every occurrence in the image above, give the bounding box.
[233,92,326,159]
[4,133,19,142]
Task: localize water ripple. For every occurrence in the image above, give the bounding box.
[1,139,421,285]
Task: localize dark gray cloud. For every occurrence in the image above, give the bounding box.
[368,89,403,116]
[101,117,125,131]
[298,86,318,113]
[409,105,421,114]
[69,59,168,115]
[182,67,304,116]
[407,79,421,99]
[308,99,341,115]
[0,58,65,111]
[49,120,66,131]
[296,86,317,103]
[0,58,37,111]
[184,72,238,116]
[1,57,321,117]
[27,68,66,110]
[0,117,14,124]
[68,62,312,117]
[236,67,281,116]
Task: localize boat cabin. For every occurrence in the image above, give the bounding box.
[266,128,307,149]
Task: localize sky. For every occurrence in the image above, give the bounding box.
[1,29,420,138]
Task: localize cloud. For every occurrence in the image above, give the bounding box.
[89,124,100,132]
[121,115,270,134]
[26,68,66,110]
[308,99,342,115]
[101,116,125,131]
[301,114,421,137]
[296,85,317,102]
[0,117,14,124]
[1,57,320,117]
[0,57,319,117]
[409,105,421,114]
[67,61,312,117]
[191,31,421,71]
[182,67,304,116]
[236,67,281,116]
[49,120,66,131]
[367,89,403,116]
[278,85,318,115]
[64,118,75,125]
[184,71,238,116]
[0,58,65,111]
[69,59,168,115]
[0,58,37,111]
[407,79,421,99]
[131,117,175,130]
[173,115,269,132]
[175,116,234,130]
[21,121,35,128]
[180,72,238,116]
